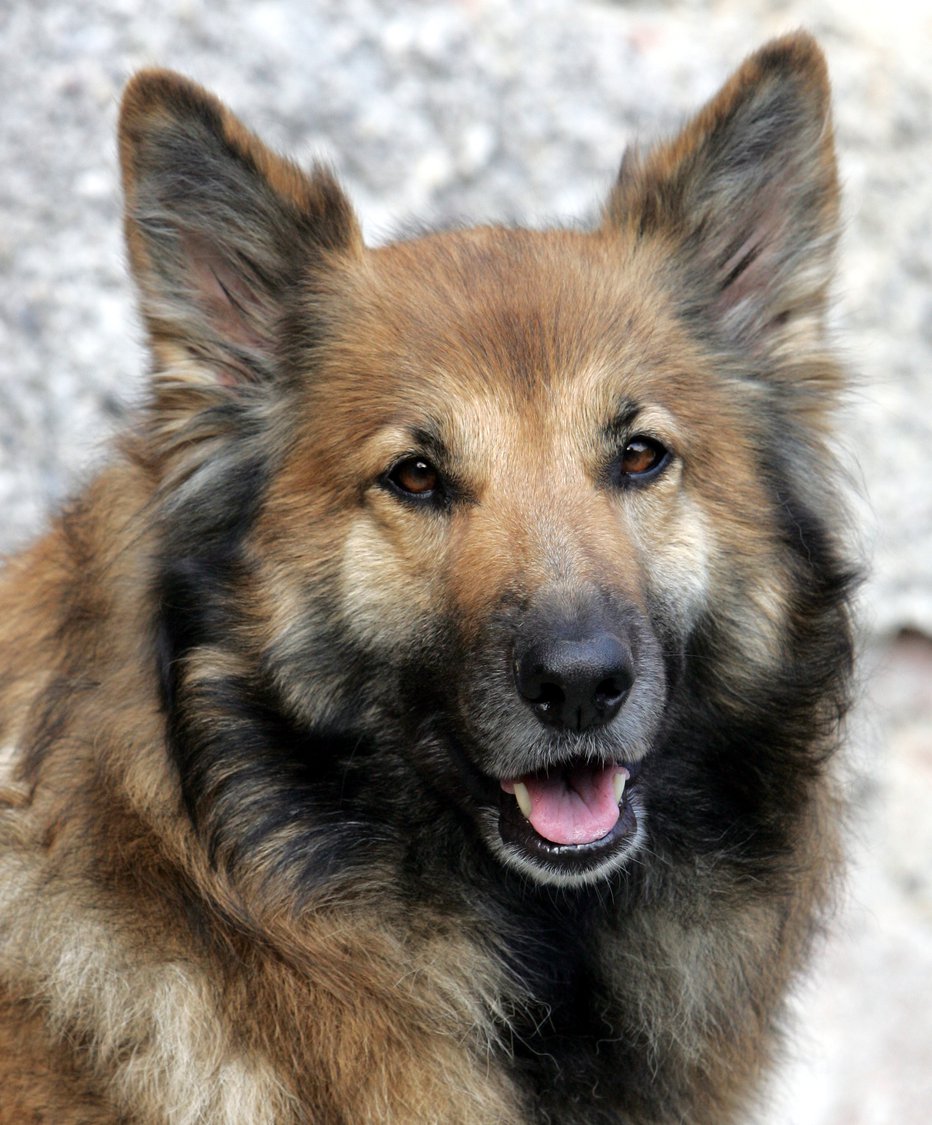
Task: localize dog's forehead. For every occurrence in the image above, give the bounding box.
[314,225,708,437]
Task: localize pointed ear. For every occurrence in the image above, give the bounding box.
[605,33,839,358]
[119,70,361,386]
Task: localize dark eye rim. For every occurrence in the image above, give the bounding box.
[611,435,672,487]
[381,454,449,508]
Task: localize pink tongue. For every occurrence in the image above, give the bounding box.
[505,764,623,846]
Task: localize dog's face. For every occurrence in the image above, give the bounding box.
[268,233,682,884]
[123,37,845,893]
[258,232,764,887]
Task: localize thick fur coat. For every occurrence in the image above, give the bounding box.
[0,34,855,1123]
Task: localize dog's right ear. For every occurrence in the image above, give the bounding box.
[119,70,361,388]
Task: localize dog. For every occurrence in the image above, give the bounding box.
[0,32,855,1123]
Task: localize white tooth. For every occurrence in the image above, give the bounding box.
[613,769,629,804]
[513,781,533,820]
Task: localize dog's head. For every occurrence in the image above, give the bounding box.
[122,35,851,894]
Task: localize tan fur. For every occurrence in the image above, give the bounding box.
[1,34,851,1122]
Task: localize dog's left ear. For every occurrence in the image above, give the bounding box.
[119,70,361,388]
[605,33,839,361]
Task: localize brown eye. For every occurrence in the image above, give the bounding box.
[386,456,441,499]
[618,436,669,480]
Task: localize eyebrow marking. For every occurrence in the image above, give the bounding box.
[407,423,450,466]
[603,399,641,442]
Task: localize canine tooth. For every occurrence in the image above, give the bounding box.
[513,781,533,820]
[613,769,629,804]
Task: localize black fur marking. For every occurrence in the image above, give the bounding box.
[155,454,267,789]
[178,672,386,888]
[642,438,856,886]
[153,439,402,895]
[602,399,642,444]
[160,569,395,894]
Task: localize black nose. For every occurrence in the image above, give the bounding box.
[514,633,634,732]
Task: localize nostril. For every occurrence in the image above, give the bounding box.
[595,675,629,709]
[598,677,620,702]
[531,681,565,721]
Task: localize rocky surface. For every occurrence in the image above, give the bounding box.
[1,2,930,1121]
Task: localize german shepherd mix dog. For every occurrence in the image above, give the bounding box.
[0,32,855,1123]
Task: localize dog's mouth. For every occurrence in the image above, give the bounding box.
[496,757,640,880]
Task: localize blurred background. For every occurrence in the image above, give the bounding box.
[0,2,929,1120]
